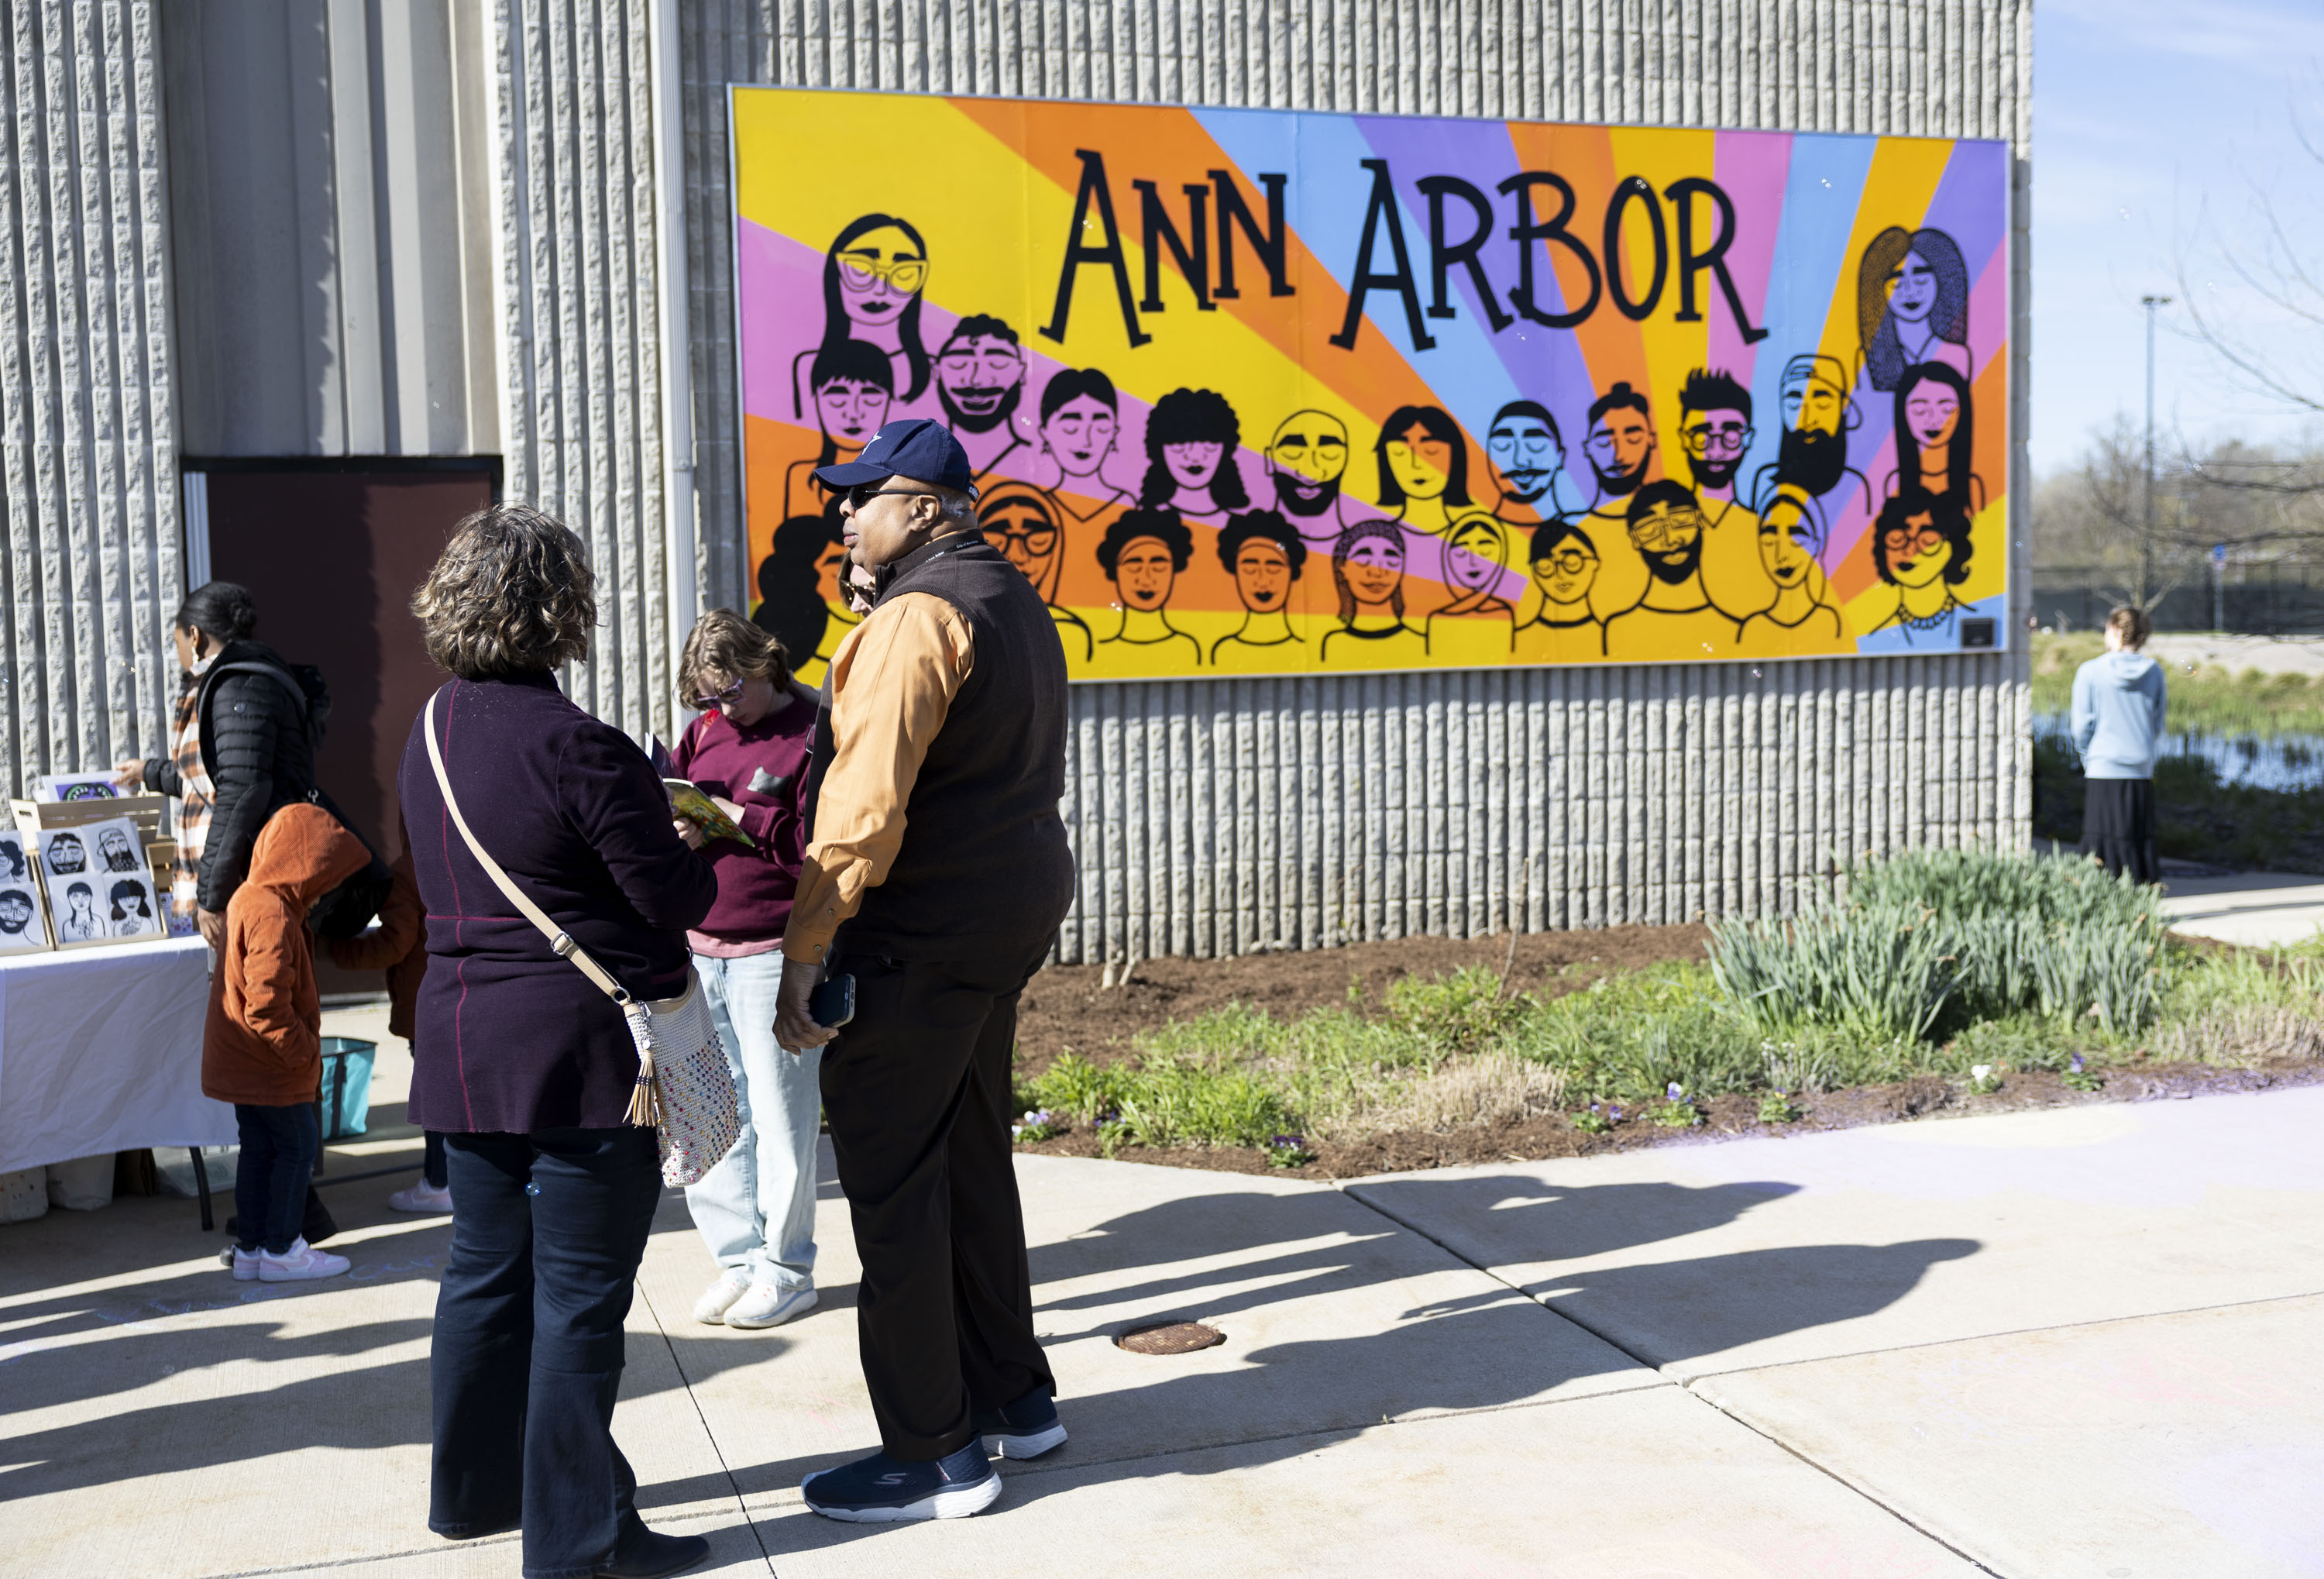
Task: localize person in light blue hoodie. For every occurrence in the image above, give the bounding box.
[2071,605,2167,882]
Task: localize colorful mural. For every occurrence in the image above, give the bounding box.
[733,88,2011,683]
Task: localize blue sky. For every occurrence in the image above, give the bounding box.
[2032,0,2324,473]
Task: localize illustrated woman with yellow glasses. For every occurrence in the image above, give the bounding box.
[796,213,933,417]
[1512,521,1607,662]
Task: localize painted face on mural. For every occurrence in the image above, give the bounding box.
[1681,408,1752,493]
[1885,249,1939,325]
[936,331,1026,434]
[1233,538,1294,612]
[1882,507,1952,588]
[1487,412,1561,506]
[1629,497,1707,585]
[816,376,890,452]
[1112,535,1178,611]
[1266,412,1349,518]
[1532,539,1598,607]
[1163,440,1227,492]
[1758,493,1820,589]
[1446,518,1505,593]
[1341,535,1404,606]
[1775,363,1854,499]
[1904,378,1961,452]
[1586,409,1655,496]
[836,224,926,328]
[1384,421,1455,503]
[1040,394,1117,479]
[982,489,1063,592]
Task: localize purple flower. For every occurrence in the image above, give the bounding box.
[1666,1082,1685,1103]
[2069,1053,2085,1074]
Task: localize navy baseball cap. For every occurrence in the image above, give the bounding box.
[813,418,976,496]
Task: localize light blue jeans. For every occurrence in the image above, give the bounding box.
[683,950,821,1292]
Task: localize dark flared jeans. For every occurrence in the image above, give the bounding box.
[430,1126,662,1579]
[820,947,1057,1460]
[234,1102,319,1254]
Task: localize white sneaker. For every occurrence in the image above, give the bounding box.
[692,1268,755,1324]
[388,1179,454,1214]
[229,1245,260,1281]
[258,1237,351,1281]
[724,1283,816,1330]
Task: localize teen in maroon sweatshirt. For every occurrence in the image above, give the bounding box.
[669,609,823,1332]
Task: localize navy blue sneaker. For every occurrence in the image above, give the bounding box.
[974,1384,1068,1459]
[800,1440,1001,1522]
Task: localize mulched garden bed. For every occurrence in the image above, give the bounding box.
[1016,923,1710,1078]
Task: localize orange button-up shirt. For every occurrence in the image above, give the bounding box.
[782,590,976,965]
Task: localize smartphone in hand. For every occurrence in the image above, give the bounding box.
[808,973,856,1029]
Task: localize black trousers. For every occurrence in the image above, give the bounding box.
[820,948,1055,1460]
[430,1127,662,1579]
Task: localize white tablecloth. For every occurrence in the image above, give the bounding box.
[0,936,231,1175]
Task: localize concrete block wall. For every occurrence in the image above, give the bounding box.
[0,0,181,789]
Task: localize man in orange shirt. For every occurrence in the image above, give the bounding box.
[775,419,1078,1523]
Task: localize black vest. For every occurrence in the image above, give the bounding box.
[810,532,1075,960]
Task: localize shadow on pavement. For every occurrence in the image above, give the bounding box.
[735,1175,1980,1553]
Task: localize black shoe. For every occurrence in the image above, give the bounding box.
[801,1440,1002,1522]
[973,1384,1068,1460]
[598,1520,710,1579]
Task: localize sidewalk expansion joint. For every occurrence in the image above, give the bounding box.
[1332,1180,2006,1577]
[639,1280,781,1576]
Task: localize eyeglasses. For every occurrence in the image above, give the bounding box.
[844,484,935,511]
[989,525,1057,555]
[691,678,745,710]
[1630,513,1702,545]
[1881,525,1947,554]
[1681,424,1751,454]
[838,254,927,294]
[1534,550,1596,576]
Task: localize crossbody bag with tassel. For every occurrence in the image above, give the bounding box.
[425,690,739,1186]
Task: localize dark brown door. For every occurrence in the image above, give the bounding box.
[201,466,491,993]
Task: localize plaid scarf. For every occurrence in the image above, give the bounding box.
[168,679,213,915]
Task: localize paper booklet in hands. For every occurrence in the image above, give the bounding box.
[649,736,758,851]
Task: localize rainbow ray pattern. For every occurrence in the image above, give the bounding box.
[734,88,2010,685]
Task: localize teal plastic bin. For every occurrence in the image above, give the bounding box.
[318,1037,376,1140]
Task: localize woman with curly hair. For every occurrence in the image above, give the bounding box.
[1137,387,1250,523]
[401,504,717,1579]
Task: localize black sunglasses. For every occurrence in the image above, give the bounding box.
[844,483,937,511]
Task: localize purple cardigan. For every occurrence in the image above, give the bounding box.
[399,673,717,1134]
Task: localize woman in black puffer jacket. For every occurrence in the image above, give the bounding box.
[115,582,320,948]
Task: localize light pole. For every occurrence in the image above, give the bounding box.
[2141,293,2172,611]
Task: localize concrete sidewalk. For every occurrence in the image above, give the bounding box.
[2161,871,2324,947]
[4,1010,2321,1577]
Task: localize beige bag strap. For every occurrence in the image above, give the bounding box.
[425,690,633,1007]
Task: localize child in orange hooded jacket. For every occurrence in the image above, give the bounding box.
[206,801,372,1282]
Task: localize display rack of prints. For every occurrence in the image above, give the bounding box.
[33,817,169,948]
[12,793,167,840]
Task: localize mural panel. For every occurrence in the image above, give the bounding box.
[733,88,2011,683]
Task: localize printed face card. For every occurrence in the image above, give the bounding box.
[40,819,157,944]
[36,772,123,803]
[0,832,50,952]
